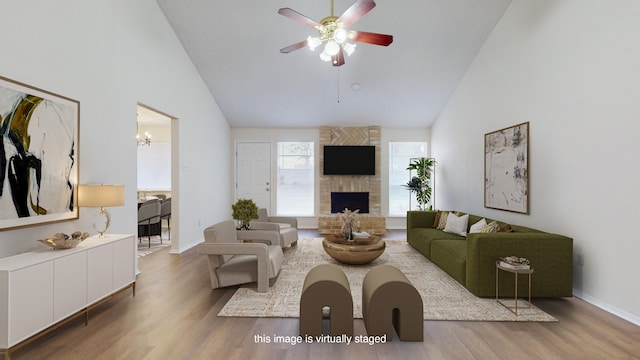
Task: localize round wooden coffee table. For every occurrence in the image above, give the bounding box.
[322,235,385,265]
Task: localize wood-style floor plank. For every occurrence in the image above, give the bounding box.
[8,231,640,360]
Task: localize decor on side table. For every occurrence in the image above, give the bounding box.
[484,122,529,214]
[232,199,259,230]
[0,76,80,230]
[38,231,89,249]
[499,256,531,270]
[405,157,435,210]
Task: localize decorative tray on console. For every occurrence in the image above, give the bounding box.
[38,231,90,249]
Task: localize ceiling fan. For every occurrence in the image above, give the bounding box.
[278,0,393,66]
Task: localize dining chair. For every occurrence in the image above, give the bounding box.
[160,198,172,241]
[138,200,161,248]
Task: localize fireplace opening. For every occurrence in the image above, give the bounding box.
[331,192,369,214]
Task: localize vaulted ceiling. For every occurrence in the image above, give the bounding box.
[156,0,511,128]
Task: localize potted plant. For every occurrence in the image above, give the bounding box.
[231,199,259,230]
[404,157,435,211]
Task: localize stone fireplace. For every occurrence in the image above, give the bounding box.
[318,126,386,235]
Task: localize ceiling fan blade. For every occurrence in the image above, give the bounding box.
[332,49,345,67]
[280,40,308,54]
[352,31,393,46]
[337,0,376,28]
[278,8,321,29]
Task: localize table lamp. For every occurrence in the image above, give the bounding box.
[78,184,125,236]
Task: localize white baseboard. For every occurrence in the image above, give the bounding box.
[170,238,201,254]
[573,289,640,326]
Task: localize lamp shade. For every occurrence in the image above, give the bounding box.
[78,184,125,207]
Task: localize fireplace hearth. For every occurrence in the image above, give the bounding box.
[331,192,369,214]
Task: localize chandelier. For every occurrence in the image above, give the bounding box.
[136,131,151,146]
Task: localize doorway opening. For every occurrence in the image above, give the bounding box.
[136,103,178,255]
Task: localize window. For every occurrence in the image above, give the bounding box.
[277,142,314,216]
[388,142,428,216]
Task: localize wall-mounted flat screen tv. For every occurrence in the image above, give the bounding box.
[323,145,375,175]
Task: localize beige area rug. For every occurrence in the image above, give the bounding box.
[218,238,557,322]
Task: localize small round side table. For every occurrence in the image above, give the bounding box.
[495,261,534,315]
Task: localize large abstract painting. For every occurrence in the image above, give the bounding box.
[0,76,79,230]
[484,122,529,214]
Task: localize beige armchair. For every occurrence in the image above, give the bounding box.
[250,208,299,247]
[198,220,284,293]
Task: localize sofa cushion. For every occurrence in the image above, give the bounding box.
[430,240,467,286]
[407,228,464,259]
[444,213,469,237]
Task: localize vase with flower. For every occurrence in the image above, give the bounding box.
[339,208,360,241]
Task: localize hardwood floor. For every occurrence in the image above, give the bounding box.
[9,231,640,360]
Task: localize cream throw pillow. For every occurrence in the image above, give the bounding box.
[443,212,469,237]
[469,218,487,233]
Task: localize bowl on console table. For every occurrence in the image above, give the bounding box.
[322,234,386,265]
[38,231,90,250]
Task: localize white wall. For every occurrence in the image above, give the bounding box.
[0,0,231,257]
[432,0,640,324]
[231,127,430,229]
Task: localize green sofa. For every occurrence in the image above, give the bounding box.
[406,211,573,298]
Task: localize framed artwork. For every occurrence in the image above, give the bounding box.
[484,122,529,214]
[0,76,79,230]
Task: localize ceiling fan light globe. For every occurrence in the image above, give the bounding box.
[324,41,340,56]
[307,36,322,51]
[319,51,332,62]
[333,28,348,44]
[343,42,356,56]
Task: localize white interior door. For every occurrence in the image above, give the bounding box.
[236,142,271,210]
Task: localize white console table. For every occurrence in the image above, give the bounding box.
[0,234,136,359]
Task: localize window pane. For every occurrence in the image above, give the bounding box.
[277,142,314,216]
[388,142,428,216]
